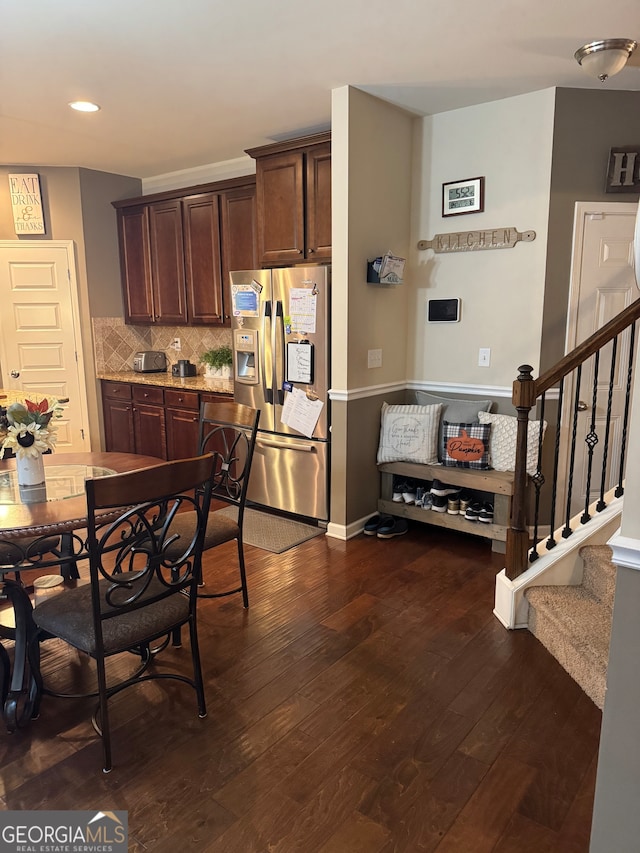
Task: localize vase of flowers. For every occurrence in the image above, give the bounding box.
[200,345,233,379]
[0,397,64,486]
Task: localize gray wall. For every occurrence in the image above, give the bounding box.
[541,89,640,373]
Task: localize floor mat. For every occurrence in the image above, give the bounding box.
[216,506,324,554]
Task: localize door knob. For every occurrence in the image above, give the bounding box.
[577,401,589,411]
[10,370,20,378]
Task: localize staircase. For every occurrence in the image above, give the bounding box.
[525,544,616,710]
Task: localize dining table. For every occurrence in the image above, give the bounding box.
[0,451,165,731]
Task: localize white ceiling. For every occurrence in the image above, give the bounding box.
[2,1,639,180]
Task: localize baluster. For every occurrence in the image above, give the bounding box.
[528,391,547,562]
[597,336,618,511]
[545,377,564,553]
[616,320,636,498]
[562,365,582,538]
[581,351,600,524]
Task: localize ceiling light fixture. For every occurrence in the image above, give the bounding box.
[574,38,637,82]
[68,100,100,112]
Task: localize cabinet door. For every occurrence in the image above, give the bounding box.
[132,403,167,459]
[117,206,154,324]
[165,407,200,460]
[102,382,135,453]
[102,396,135,453]
[183,194,225,326]
[306,143,332,260]
[148,200,188,324]
[220,186,258,322]
[255,151,305,265]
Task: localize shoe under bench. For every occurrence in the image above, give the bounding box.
[378,460,519,553]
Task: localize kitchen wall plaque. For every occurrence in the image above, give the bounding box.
[417,227,535,253]
[8,173,45,234]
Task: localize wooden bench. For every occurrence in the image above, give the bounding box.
[378,460,521,553]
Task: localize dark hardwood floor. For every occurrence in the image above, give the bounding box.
[0,523,601,851]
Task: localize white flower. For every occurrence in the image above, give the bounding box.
[0,422,56,459]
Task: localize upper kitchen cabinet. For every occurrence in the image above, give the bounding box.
[113,175,257,326]
[246,131,331,266]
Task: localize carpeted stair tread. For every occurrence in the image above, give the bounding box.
[580,544,616,605]
[526,584,612,709]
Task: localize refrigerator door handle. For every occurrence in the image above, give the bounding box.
[257,437,314,451]
[274,300,285,405]
[261,300,273,404]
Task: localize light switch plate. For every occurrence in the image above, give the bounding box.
[368,348,383,368]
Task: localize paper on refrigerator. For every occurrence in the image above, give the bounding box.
[280,387,324,438]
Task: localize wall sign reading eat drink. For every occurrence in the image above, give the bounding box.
[8,173,45,234]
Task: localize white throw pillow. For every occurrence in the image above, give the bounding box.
[377,402,442,465]
[478,411,546,476]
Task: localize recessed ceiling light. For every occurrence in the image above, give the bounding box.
[69,101,100,112]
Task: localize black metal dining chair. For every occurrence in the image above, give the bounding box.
[29,452,215,773]
[164,400,260,609]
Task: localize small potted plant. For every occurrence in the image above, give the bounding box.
[200,345,233,379]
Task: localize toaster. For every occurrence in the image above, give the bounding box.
[133,351,167,373]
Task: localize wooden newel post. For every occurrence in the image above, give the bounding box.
[506,365,536,580]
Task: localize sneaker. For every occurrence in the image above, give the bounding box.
[414,486,425,508]
[421,493,434,511]
[447,495,460,514]
[392,480,406,502]
[377,517,409,539]
[363,514,392,536]
[402,488,417,504]
[458,491,472,515]
[464,502,482,522]
[430,479,460,497]
[431,495,448,513]
[478,503,494,523]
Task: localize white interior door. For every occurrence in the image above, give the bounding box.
[563,203,638,518]
[0,240,90,453]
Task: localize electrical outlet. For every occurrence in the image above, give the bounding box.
[478,347,491,367]
[368,348,383,369]
[171,337,181,351]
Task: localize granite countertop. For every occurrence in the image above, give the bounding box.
[97,371,234,396]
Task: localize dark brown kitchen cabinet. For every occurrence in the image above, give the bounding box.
[182,193,224,326]
[101,381,166,459]
[148,200,188,324]
[101,382,135,454]
[101,381,232,460]
[220,186,258,320]
[165,388,200,460]
[131,385,167,459]
[113,176,256,327]
[117,201,187,325]
[246,132,331,266]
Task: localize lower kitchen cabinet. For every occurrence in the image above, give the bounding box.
[101,381,231,460]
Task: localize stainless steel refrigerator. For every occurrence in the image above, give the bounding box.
[229,265,330,521]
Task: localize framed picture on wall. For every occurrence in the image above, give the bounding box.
[442,176,485,217]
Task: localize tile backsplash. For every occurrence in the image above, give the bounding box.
[92,317,232,374]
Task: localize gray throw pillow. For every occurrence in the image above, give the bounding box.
[415,391,492,461]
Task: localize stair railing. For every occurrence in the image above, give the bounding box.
[506,298,640,581]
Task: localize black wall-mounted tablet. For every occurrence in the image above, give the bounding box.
[428,298,461,323]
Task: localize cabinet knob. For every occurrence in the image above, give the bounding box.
[308,248,315,253]
[193,417,198,422]
[297,250,303,254]
[144,392,149,397]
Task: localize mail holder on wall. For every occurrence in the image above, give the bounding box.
[367,252,406,285]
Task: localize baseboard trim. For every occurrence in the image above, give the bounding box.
[608,533,640,572]
[326,513,376,540]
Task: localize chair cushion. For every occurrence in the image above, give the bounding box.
[33,575,190,656]
[164,509,240,560]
